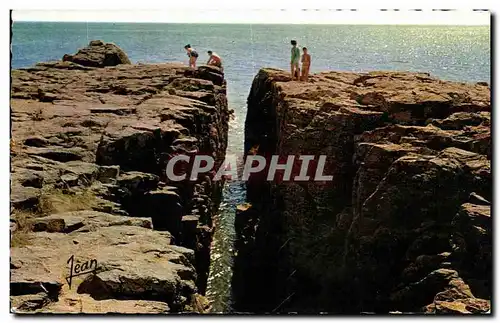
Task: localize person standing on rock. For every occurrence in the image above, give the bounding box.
[184,44,199,68]
[207,51,223,70]
[301,47,311,82]
[290,40,301,81]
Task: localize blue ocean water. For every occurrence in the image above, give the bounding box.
[11,22,491,312]
[11,22,491,154]
[11,22,491,125]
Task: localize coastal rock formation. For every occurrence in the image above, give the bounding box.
[235,69,491,314]
[62,40,131,67]
[10,53,229,313]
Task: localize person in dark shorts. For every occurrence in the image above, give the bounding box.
[184,44,199,68]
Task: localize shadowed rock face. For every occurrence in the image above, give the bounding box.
[62,40,131,67]
[236,69,491,314]
[10,57,228,313]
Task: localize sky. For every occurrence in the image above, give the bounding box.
[11,9,490,25]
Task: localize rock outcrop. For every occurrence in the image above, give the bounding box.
[62,40,131,67]
[10,52,229,313]
[235,69,491,314]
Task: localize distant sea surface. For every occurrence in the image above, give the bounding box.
[11,22,491,312]
[12,22,491,147]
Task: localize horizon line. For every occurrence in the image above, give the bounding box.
[12,20,490,26]
[11,9,490,26]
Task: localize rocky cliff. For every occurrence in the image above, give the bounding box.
[235,69,491,314]
[10,42,229,313]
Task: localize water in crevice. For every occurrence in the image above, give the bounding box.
[204,31,257,309]
[205,107,247,313]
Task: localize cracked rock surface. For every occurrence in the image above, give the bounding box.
[11,42,228,314]
[235,69,491,314]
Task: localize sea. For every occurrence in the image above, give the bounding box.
[11,22,491,312]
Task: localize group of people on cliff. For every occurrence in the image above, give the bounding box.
[184,44,222,70]
[184,40,311,82]
[290,40,311,82]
